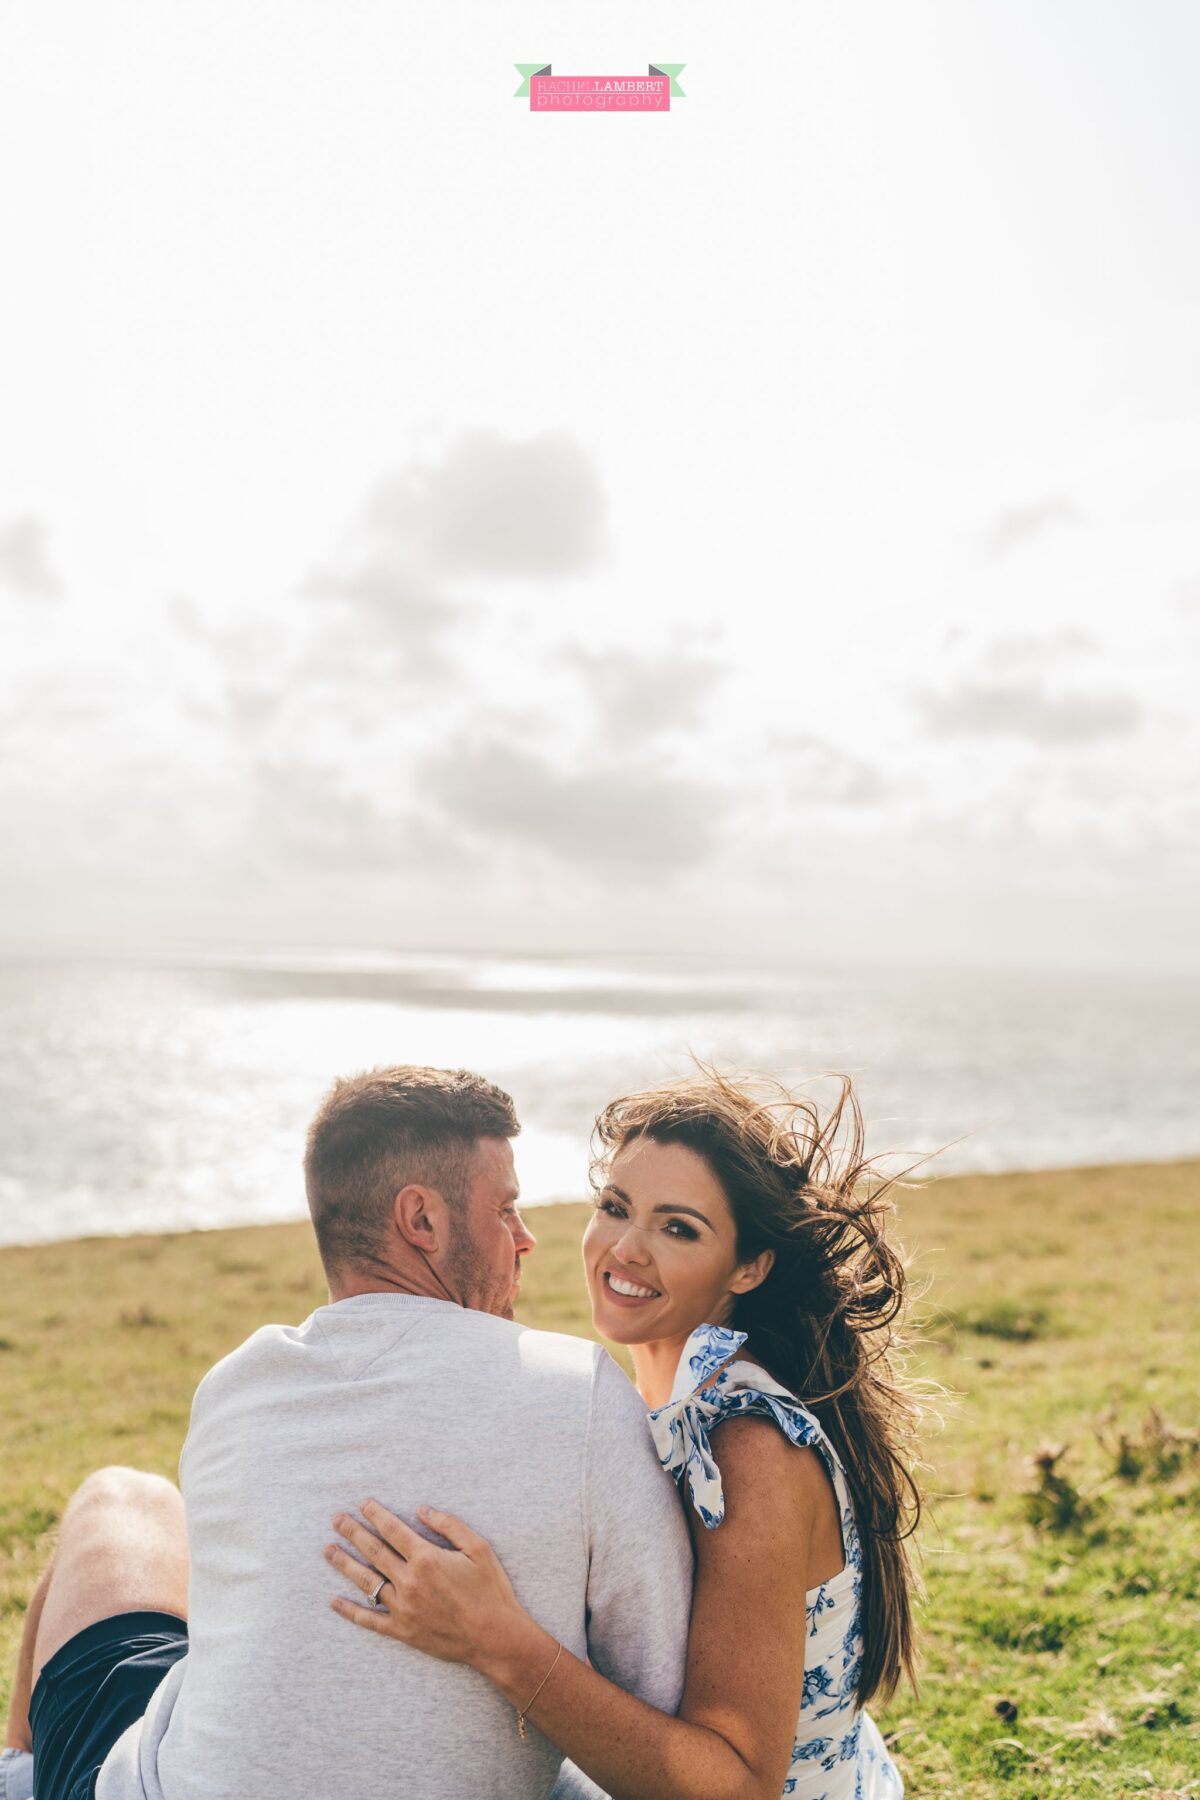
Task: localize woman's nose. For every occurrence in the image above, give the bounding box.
[612,1225,652,1265]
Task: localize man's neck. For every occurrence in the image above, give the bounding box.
[328,1256,461,1307]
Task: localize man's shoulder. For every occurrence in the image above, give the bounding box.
[434,1314,645,1426]
[455,1312,609,1381]
[189,1316,316,1407]
[193,1309,609,1396]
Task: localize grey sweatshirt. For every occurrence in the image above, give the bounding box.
[96,1294,693,1800]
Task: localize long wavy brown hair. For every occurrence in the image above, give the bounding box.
[591,1066,925,1707]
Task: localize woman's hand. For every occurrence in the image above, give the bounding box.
[325,1500,528,1670]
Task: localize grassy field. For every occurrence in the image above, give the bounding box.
[2,1158,1197,1796]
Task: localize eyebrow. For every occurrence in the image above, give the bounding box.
[604,1183,713,1228]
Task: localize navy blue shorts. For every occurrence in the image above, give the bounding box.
[29,1611,188,1800]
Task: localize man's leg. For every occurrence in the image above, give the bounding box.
[5,1559,56,1751]
[31,1467,188,1687]
[5,1468,186,1798]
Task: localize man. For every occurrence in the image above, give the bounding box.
[6,1066,693,1800]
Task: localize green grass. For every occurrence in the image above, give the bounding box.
[2,1159,1197,1796]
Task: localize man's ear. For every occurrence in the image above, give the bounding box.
[730,1247,775,1297]
[393,1185,449,1257]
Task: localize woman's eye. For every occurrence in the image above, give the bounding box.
[664,1220,698,1240]
[599,1197,624,1218]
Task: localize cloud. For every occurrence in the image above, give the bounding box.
[293,428,604,676]
[979,496,1080,562]
[367,429,606,579]
[975,629,1097,671]
[773,733,888,805]
[247,758,401,870]
[298,553,458,671]
[422,737,726,874]
[0,514,63,599]
[569,643,724,739]
[917,630,1141,746]
[918,679,1142,745]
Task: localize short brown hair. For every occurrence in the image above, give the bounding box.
[303,1065,519,1277]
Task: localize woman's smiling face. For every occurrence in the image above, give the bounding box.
[583,1135,771,1346]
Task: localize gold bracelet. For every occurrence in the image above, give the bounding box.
[517,1641,563,1743]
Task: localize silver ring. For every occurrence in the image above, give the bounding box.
[368,1575,387,1608]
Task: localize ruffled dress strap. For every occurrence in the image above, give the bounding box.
[647,1323,859,1561]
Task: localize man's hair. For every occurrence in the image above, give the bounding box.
[303,1065,520,1277]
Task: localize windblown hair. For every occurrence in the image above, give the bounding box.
[304,1065,519,1279]
[591,1067,924,1707]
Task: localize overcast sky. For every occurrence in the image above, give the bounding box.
[2,0,1198,972]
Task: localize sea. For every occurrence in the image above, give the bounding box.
[0,950,1197,1247]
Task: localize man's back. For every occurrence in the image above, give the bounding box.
[97,1294,693,1800]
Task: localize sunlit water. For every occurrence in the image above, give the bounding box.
[0,951,1196,1246]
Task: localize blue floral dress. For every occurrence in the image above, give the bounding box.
[647,1324,904,1799]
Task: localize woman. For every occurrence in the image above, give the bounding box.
[326,1070,922,1799]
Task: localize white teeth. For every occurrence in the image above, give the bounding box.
[608,1273,660,1299]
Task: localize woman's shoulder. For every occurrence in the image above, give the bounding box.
[669,1321,749,1396]
[648,1322,844,1530]
[704,1407,831,1502]
[665,1323,824,1429]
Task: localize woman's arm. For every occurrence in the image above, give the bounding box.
[328,1417,819,1800]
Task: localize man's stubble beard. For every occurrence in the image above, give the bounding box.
[443,1226,515,1319]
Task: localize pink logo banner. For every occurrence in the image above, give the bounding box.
[527,72,673,112]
